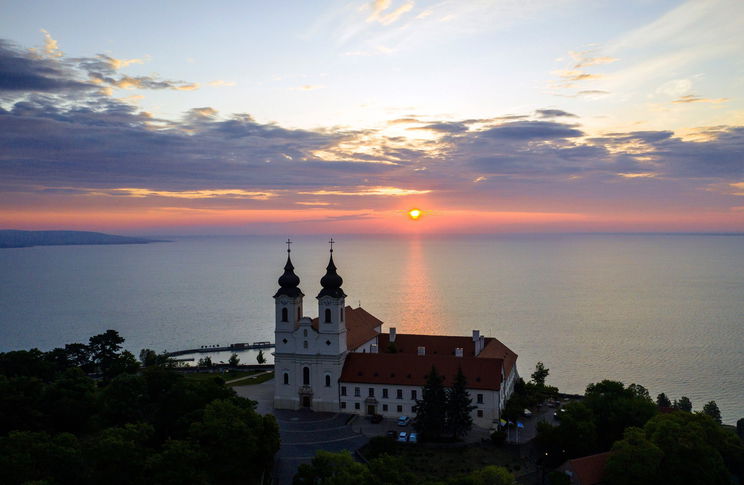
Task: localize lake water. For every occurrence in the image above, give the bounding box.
[1,234,742,423]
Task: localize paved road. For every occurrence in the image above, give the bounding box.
[235,381,368,485]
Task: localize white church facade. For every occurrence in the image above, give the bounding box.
[272,242,519,429]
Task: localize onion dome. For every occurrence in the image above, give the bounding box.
[274,241,303,298]
[317,243,346,299]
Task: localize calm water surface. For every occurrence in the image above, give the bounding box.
[1,234,742,423]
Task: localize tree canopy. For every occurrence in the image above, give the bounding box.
[0,332,280,485]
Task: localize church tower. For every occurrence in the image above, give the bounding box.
[316,239,347,355]
[273,239,348,412]
[274,239,303,333]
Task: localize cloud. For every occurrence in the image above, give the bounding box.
[672,94,728,104]
[480,121,583,140]
[536,109,578,118]
[0,40,92,93]
[39,29,63,58]
[367,0,414,26]
[408,121,469,134]
[209,80,236,87]
[568,50,617,69]
[101,188,275,200]
[299,187,431,196]
[291,84,324,91]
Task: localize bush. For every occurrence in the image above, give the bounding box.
[491,430,507,446]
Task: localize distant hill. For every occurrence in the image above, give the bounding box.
[0,230,168,248]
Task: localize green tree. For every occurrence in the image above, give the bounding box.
[537,402,598,462]
[656,392,671,408]
[146,439,208,485]
[190,398,279,484]
[463,465,515,485]
[676,396,692,412]
[414,365,447,441]
[702,401,722,424]
[256,350,266,364]
[198,355,213,367]
[294,450,372,485]
[0,374,46,434]
[367,454,415,485]
[446,367,476,439]
[87,423,154,485]
[583,380,657,449]
[42,367,96,432]
[530,362,549,387]
[627,383,651,401]
[0,430,84,485]
[645,412,730,484]
[229,353,240,367]
[604,427,663,485]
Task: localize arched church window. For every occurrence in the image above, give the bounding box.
[303,340,308,349]
[303,329,308,337]
[325,374,331,387]
[324,308,332,323]
[283,372,289,385]
[303,367,310,385]
[281,308,288,322]
[297,307,301,320]
[340,307,344,322]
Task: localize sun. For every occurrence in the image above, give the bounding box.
[408,208,422,220]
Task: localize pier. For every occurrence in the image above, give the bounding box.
[165,341,274,357]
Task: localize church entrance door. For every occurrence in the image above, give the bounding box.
[367,405,375,415]
[302,396,311,408]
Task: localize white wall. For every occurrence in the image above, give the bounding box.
[337,381,504,428]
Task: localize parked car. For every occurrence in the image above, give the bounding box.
[397,416,411,426]
[408,432,417,443]
[386,430,397,438]
[370,414,383,423]
[523,409,533,417]
[554,408,566,420]
[397,431,408,442]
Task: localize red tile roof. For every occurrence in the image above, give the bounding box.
[340,352,505,391]
[312,306,382,351]
[378,333,518,378]
[564,452,611,485]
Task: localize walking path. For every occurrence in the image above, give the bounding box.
[224,370,273,385]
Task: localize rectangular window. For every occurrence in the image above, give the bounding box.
[411,405,416,413]
[477,393,484,404]
[354,387,360,397]
[397,405,403,413]
[368,388,374,397]
[477,410,483,418]
[396,389,403,399]
[340,401,346,409]
[382,388,388,399]
[382,404,388,411]
[354,402,360,410]
[341,386,347,396]
[411,390,417,400]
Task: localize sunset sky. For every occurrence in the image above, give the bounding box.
[1,0,743,234]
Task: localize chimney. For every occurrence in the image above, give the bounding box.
[455,348,463,358]
[370,344,378,354]
[477,335,485,356]
[472,330,480,342]
[390,327,397,343]
[417,346,426,356]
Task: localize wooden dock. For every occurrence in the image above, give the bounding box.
[165,341,274,357]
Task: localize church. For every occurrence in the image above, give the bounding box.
[272,242,519,429]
